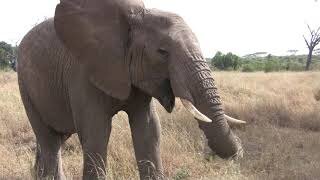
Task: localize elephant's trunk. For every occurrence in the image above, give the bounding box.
[169,52,243,159]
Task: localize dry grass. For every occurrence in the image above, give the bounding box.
[0,71,319,179]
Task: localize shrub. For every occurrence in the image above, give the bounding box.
[211,51,241,70]
[0,41,16,71]
[242,64,255,72]
[264,60,281,72]
[287,62,304,71]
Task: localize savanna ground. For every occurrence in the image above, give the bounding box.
[0,71,320,180]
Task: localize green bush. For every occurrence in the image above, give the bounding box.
[287,62,305,71]
[211,51,241,70]
[242,64,255,72]
[0,41,16,71]
[264,60,281,72]
[0,62,10,70]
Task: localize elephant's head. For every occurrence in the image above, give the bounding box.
[54,0,244,159]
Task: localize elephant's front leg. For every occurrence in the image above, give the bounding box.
[79,116,112,180]
[70,83,113,179]
[127,93,164,180]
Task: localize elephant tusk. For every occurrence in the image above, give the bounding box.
[180,98,212,123]
[224,114,247,124]
[180,98,246,124]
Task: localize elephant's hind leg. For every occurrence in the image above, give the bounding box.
[33,124,66,180]
[19,89,66,180]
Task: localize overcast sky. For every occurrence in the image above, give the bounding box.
[0,0,319,57]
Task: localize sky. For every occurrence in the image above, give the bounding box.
[0,0,319,57]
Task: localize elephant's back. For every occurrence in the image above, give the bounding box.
[18,18,75,72]
[18,19,76,133]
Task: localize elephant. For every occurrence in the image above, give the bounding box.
[17,0,245,179]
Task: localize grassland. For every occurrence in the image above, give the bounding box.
[0,71,319,179]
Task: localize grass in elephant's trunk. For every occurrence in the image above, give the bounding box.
[1,71,320,179]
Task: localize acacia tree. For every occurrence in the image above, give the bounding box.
[303,25,320,70]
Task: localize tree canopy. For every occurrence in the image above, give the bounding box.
[0,41,17,70]
[211,51,241,70]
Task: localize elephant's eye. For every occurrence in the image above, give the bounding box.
[157,48,169,59]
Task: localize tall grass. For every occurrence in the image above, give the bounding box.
[0,71,319,179]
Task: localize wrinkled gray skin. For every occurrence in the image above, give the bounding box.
[17,0,243,179]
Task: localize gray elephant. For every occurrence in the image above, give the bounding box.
[17,0,245,179]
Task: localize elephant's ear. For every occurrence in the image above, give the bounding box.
[54,0,144,100]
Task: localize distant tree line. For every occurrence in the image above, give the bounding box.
[210,24,320,72]
[0,41,17,71]
[210,51,320,72]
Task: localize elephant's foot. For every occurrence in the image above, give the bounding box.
[34,151,66,180]
[34,164,66,180]
[138,160,165,180]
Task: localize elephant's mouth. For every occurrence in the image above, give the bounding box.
[157,79,175,113]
